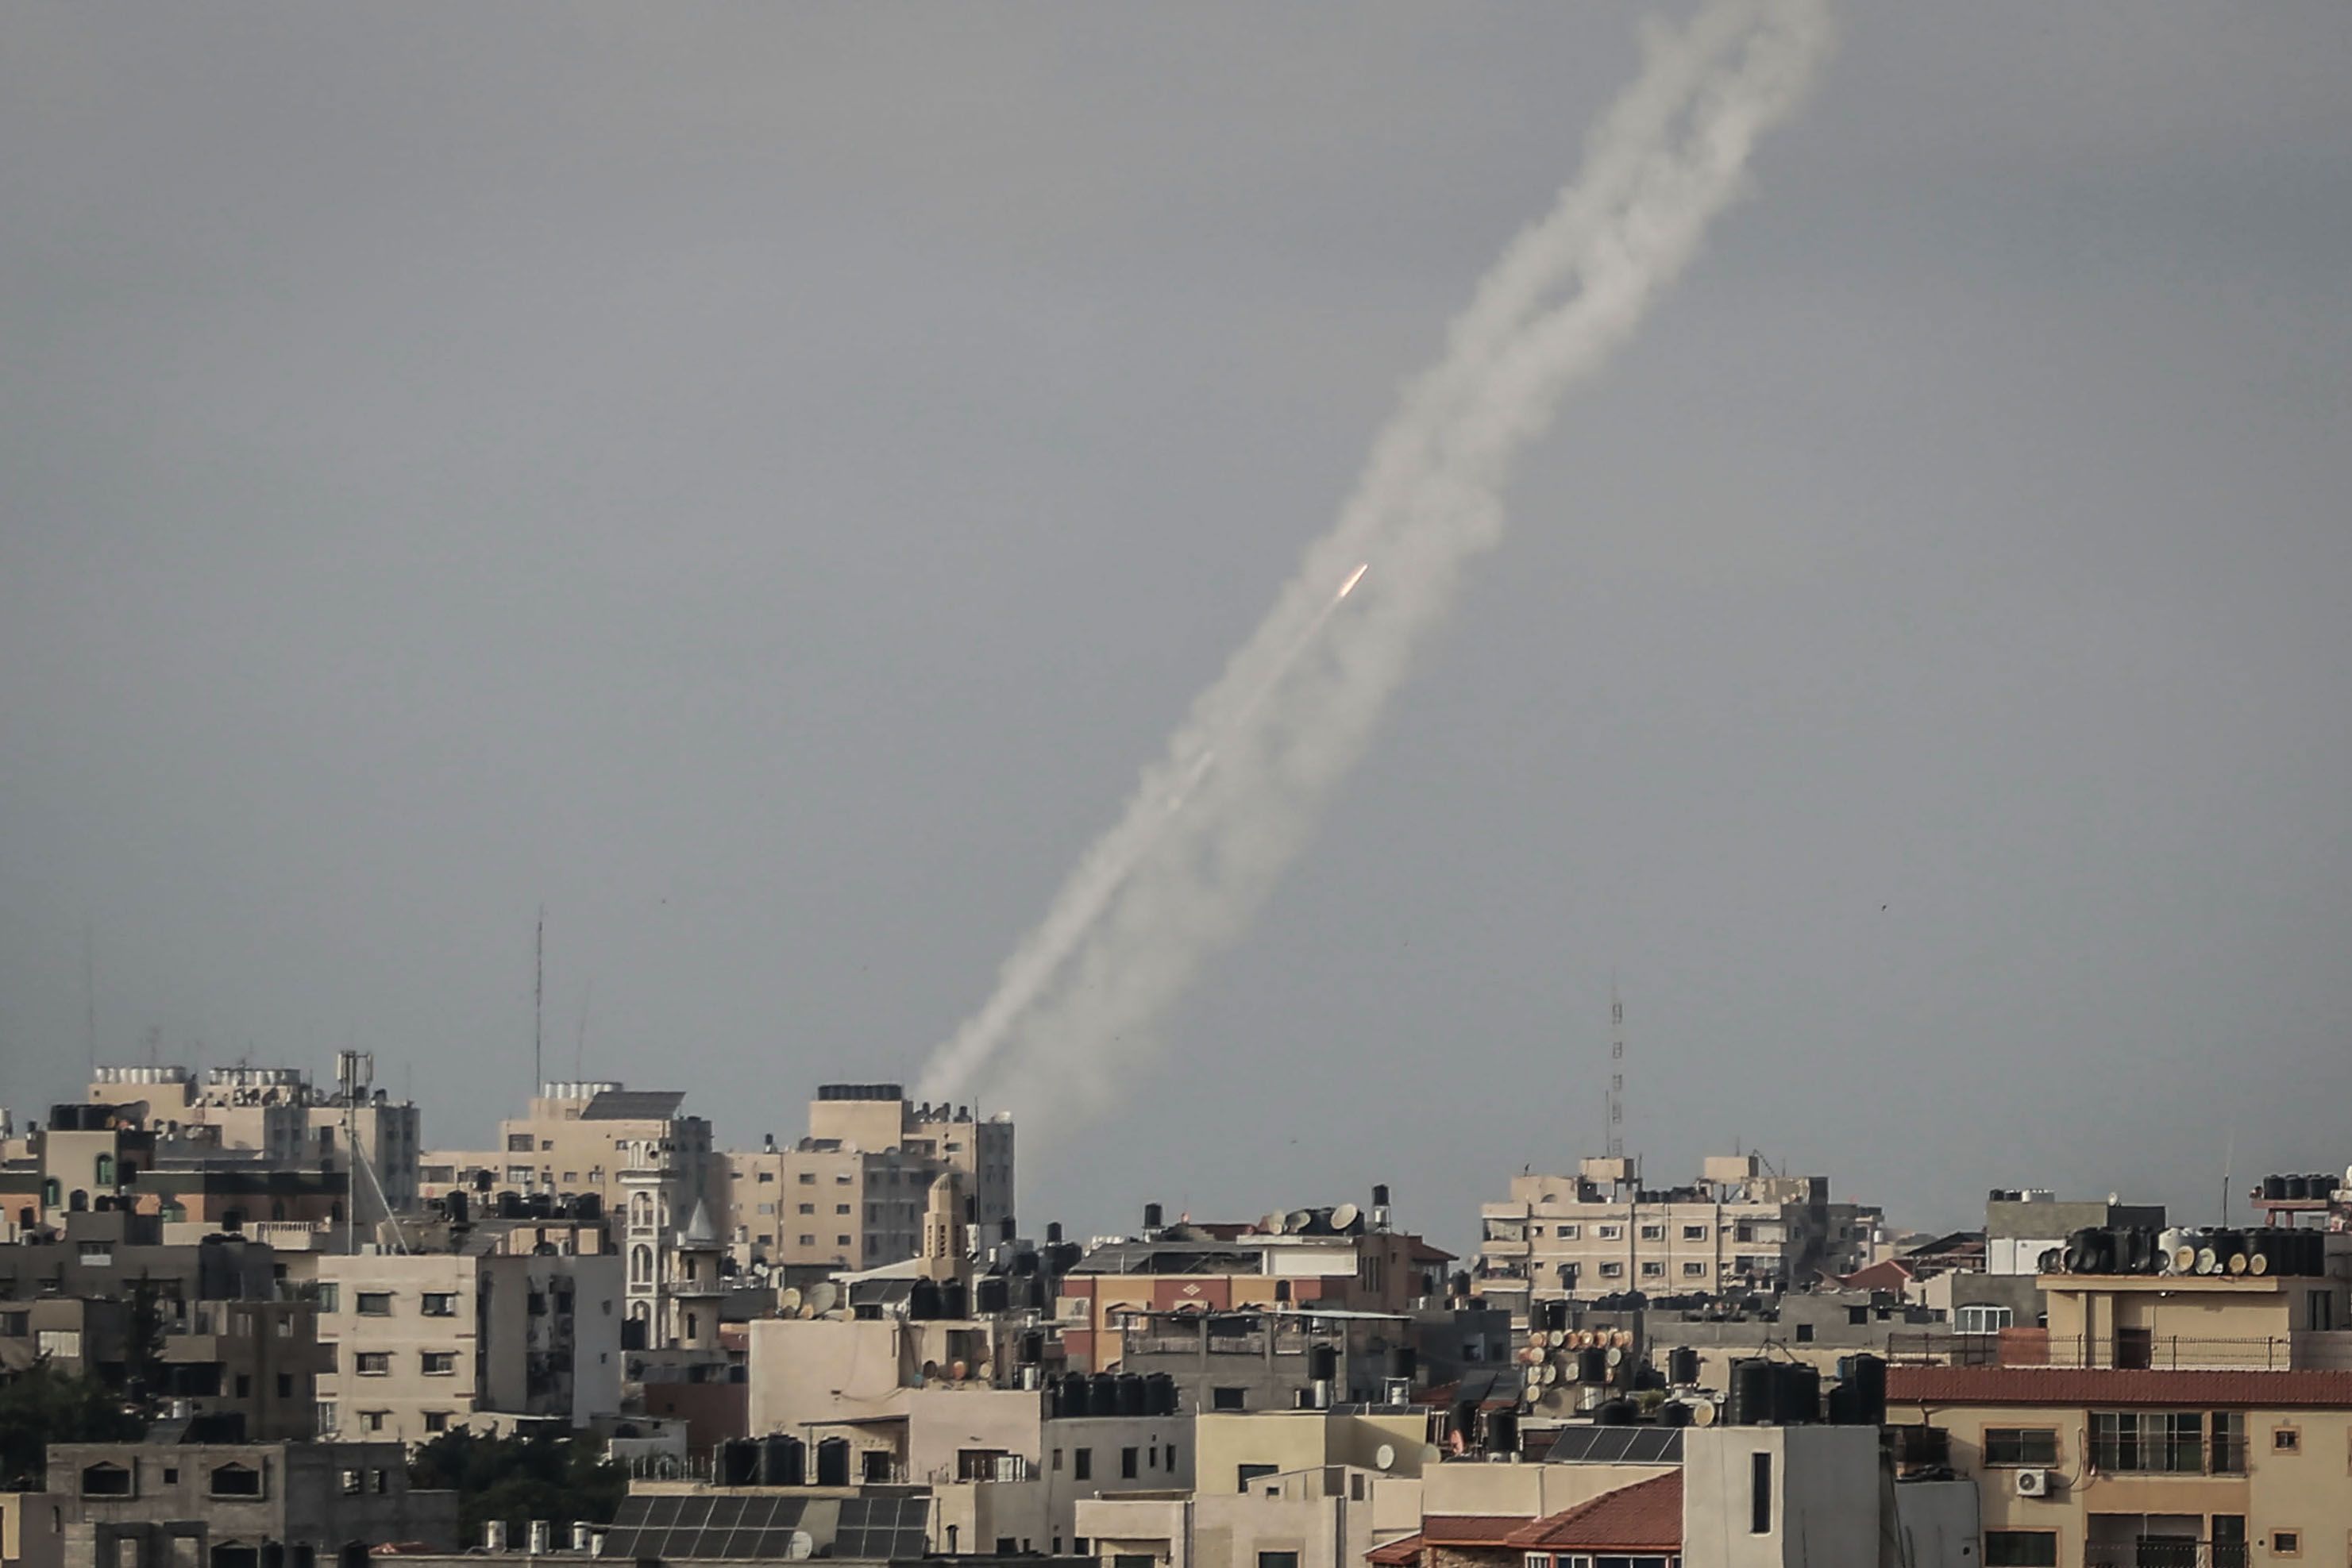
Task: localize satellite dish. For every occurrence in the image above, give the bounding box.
[1691,1400,1718,1427]
[1285,1209,1315,1235]
[949,1359,969,1381]
[921,1360,940,1380]
[2107,1192,2122,1207]
[785,1531,815,1561]
[779,1287,803,1314]
[1373,1443,1398,1471]
[975,1360,994,1381]
[1261,1212,1287,1235]
[1330,1204,1361,1235]
[808,1282,839,1315]
[1539,1388,1572,1415]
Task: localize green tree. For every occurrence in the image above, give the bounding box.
[407,1430,626,1540]
[0,1364,145,1489]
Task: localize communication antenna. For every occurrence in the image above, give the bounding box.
[83,924,98,1073]
[1606,984,1625,1162]
[534,907,545,1096]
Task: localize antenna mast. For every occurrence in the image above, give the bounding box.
[83,924,98,1073]
[534,907,545,1097]
[1606,984,1625,1162]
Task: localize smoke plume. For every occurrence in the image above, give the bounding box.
[921,0,1833,1123]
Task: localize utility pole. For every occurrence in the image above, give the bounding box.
[534,907,545,1098]
[1606,984,1625,1161]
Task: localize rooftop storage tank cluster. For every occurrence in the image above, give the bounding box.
[2052,1225,2327,1277]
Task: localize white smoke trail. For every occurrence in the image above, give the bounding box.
[922,0,1832,1121]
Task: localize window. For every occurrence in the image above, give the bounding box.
[2091,1411,2203,1473]
[1794,1323,1814,1343]
[798,1235,814,1246]
[420,1293,457,1318]
[2272,1426,2300,1454]
[356,1293,393,1317]
[1683,1225,1707,1241]
[316,1401,337,1435]
[1983,1429,2058,1467]
[1641,1262,1664,1279]
[1683,1262,1708,1277]
[2210,1412,2246,1474]
[2211,1516,2247,1568]
[1640,1224,1665,1242]
[1120,1447,1139,1479]
[507,1134,534,1153]
[421,1352,457,1376]
[757,1171,773,1184]
[798,1173,815,1185]
[1598,1262,1625,1278]
[1957,1304,2015,1335]
[355,1352,390,1376]
[1597,1224,1624,1240]
[1984,1532,2058,1567]
[276,1374,293,1398]
[1167,1445,1179,1474]
[835,1204,851,1215]
[362,1410,387,1433]
[1073,1449,1092,1481]
[208,1464,262,1499]
[341,1469,365,1497]
[1213,1387,1247,1412]
[505,1165,534,1185]
[797,1203,815,1215]
[423,1412,451,1434]
[1237,1464,1277,1493]
[1051,1449,1062,1472]
[1735,1222,1756,1242]
[1259,1555,1301,1568]
[79,1463,133,1497]
[1749,1451,1772,1535]
[2308,1291,2334,1331]
[2271,1534,2300,1558]
[835,1235,850,1246]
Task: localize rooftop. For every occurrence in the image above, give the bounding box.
[1508,1473,1683,1553]
[1887,1366,2352,1408]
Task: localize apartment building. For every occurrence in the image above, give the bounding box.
[79,1063,422,1225]
[1056,1212,1452,1374]
[1475,1154,1866,1317]
[311,1243,623,1447]
[15,1439,456,1568]
[1885,1232,2352,1568]
[723,1085,1015,1275]
[418,1082,716,1233]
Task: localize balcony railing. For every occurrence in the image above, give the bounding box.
[2084,1542,2248,1568]
[1887,1332,2301,1370]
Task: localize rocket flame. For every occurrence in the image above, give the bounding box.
[1337,562,1370,600]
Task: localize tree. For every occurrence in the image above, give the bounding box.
[407,1430,626,1540]
[0,1365,145,1489]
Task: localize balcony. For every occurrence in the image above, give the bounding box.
[1887,1332,2305,1370]
[2084,1543,2247,1568]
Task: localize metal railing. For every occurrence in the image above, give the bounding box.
[1887,1333,2299,1370]
[2083,1543,2247,1568]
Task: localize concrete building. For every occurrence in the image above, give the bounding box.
[742,1316,1186,1556]
[1886,1238,2352,1568]
[10,1439,455,1568]
[1984,1192,2167,1279]
[310,1244,623,1447]
[721,1085,1015,1277]
[1475,1156,1868,1319]
[419,1082,716,1238]
[1057,1217,1452,1375]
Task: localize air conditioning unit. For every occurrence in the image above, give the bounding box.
[2014,1469,2053,1498]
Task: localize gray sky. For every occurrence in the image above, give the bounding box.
[5,4,2349,1251]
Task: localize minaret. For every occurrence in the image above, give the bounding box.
[665,1197,726,1352]
[920,1171,968,1283]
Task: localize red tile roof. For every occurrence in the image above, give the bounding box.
[1887,1366,2352,1408]
[1837,1258,1915,1293]
[1366,1533,1423,1566]
[1506,1473,1684,1553]
[1419,1516,1538,1547]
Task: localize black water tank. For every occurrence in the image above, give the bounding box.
[1489,1409,1519,1454]
[2285,1174,2311,1200]
[1779,1363,1822,1424]
[815,1438,850,1488]
[1594,1399,1636,1427]
[977,1277,1009,1315]
[941,1278,970,1320]
[1579,1347,1609,1384]
[1668,1346,1701,1385]
[1660,1400,1694,1428]
[1147,1373,1177,1415]
[1118,1374,1147,1416]
[760,1435,804,1487]
[720,1439,759,1487]
[1844,1354,1887,1425]
[1728,1358,1776,1424]
[909,1279,942,1320]
[447,1190,469,1226]
[2265,1175,2289,1200]
[1046,1221,1063,1243]
[573,1192,601,1223]
[1090,1373,1120,1417]
[1309,1345,1339,1383]
[1143,1203,1164,1230]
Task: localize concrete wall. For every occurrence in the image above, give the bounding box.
[1682,1425,1879,1568]
[1192,1413,1425,1499]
